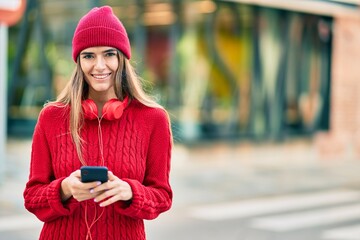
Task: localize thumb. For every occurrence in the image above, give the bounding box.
[108,171,117,181]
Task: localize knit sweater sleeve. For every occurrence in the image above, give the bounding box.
[23,107,79,222]
[115,108,173,220]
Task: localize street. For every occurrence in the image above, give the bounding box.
[146,188,360,240]
[2,139,360,239]
[2,188,360,240]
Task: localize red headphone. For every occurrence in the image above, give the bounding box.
[82,97,129,120]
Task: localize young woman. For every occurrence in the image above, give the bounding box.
[23,6,172,240]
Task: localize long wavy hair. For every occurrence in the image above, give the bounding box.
[48,51,162,165]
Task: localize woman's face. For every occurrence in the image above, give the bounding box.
[79,46,119,100]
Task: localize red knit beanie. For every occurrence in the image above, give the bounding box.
[72,6,131,62]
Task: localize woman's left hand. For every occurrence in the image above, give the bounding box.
[92,171,133,207]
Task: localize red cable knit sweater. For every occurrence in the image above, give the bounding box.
[23,99,172,240]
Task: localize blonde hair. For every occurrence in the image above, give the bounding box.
[48,52,162,165]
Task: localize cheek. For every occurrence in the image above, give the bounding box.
[80,62,91,74]
[108,60,119,72]
[82,71,91,84]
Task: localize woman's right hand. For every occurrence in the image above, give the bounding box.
[60,170,102,202]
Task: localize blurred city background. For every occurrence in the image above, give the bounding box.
[1,0,360,239]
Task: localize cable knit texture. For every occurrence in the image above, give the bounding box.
[23,100,172,240]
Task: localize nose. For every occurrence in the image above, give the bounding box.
[94,56,106,71]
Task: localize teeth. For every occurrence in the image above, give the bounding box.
[92,74,110,79]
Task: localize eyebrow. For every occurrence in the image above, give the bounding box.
[104,48,117,53]
[80,48,117,55]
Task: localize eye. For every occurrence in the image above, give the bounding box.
[82,54,94,59]
[105,51,117,57]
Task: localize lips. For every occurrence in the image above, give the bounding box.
[91,73,111,79]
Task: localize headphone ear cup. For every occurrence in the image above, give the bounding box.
[102,98,125,120]
[82,99,98,120]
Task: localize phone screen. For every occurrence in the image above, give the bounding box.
[81,166,108,183]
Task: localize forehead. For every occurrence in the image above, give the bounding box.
[80,46,117,53]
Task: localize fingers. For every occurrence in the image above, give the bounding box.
[70,170,133,206]
[96,188,132,207]
[72,186,101,202]
[84,181,102,189]
[93,179,133,207]
[65,169,110,202]
[68,177,103,202]
[71,178,101,191]
[70,169,81,178]
[107,171,116,181]
[98,194,121,207]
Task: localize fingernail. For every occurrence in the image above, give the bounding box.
[94,198,97,202]
[96,181,101,186]
[90,189,94,194]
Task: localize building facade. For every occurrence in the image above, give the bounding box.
[6,0,360,158]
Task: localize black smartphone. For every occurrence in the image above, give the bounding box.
[80,166,108,183]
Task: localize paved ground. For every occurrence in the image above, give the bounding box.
[2,137,360,208]
[1,137,360,239]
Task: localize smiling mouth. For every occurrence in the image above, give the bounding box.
[91,73,111,79]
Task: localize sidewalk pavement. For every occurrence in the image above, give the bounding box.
[1,138,360,216]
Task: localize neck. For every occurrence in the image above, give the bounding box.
[88,93,117,105]
[87,94,117,118]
